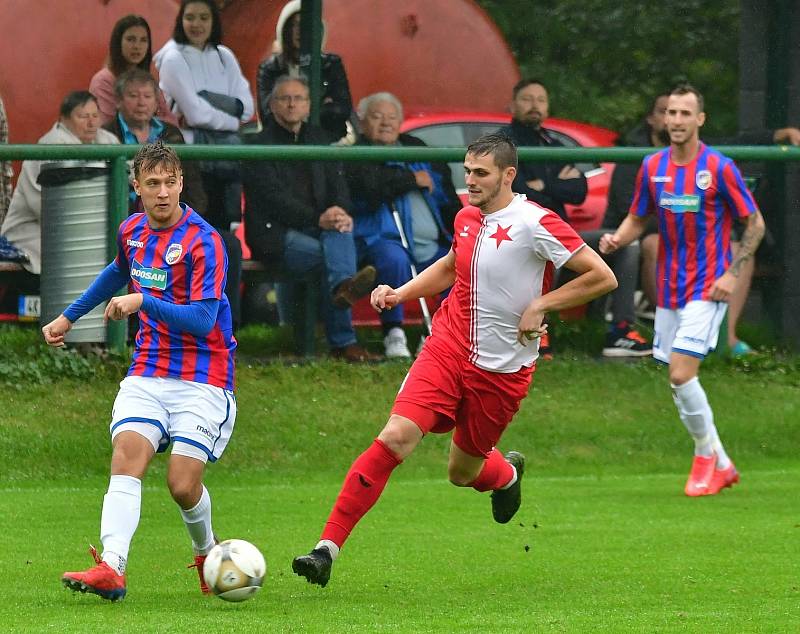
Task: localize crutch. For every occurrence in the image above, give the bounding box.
[391,206,433,337]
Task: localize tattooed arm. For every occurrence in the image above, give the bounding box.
[709,210,766,301]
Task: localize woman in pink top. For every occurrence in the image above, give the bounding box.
[89,15,177,127]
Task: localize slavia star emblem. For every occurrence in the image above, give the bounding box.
[489,224,513,248]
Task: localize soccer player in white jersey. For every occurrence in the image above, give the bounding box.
[292,133,618,587]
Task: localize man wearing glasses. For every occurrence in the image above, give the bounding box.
[242,75,379,362]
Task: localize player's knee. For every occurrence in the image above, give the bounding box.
[167,473,201,508]
[377,416,421,460]
[669,368,696,386]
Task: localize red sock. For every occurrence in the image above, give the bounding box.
[470,448,514,492]
[321,439,402,547]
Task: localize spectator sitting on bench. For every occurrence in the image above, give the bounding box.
[241,75,379,362]
[1,91,118,276]
[103,68,242,330]
[347,92,461,358]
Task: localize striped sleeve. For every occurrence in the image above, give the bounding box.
[718,160,758,219]
[189,229,228,301]
[629,160,654,217]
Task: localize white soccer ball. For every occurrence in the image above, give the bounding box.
[203,539,266,602]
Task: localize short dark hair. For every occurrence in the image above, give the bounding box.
[59,91,98,118]
[512,78,546,100]
[114,69,159,99]
[670,83,704,113]
[133,140,182,179]
[648,91,672,116]
[173,0,222,47]
[467,133,518,170]
[269,74,310,101]
[108,15,153,77]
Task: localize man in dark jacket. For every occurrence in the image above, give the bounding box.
[500,79,587,221]
[347,92,461,358]
[103,68,242,330]
[501,78,650,358]
[242,75,378,362]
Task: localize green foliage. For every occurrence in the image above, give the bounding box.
[0,325,127,389]
[477,0,740,136]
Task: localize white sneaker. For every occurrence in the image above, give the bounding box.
[384,327,411,358]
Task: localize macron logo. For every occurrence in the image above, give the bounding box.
[127,239,144,248]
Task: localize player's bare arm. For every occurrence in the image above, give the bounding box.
[42,314,73,347]
[372,250,456,312]
[104,293,144,323]
[518,247,616,346]
[599,213,649,255]
[710,210,766,301]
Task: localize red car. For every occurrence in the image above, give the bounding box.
[401,111,619,232]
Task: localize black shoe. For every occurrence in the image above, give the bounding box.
[490,451,525,524]
[292,547,333,587]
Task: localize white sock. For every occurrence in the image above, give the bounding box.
[671,377,724,461]
[180,486,215,555]
[100,475,142,575]
[315,539,340,561]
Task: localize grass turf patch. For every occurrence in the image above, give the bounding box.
[1,469,798,633]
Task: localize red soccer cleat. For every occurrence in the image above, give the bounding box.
[62,546,126,601]
[708,463,739,495]
[684,454,716,497]
[188,554,212,594]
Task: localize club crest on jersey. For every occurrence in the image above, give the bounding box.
[131,259,167,290]
[165,243,183,265]
[658,191,700,214]
[695,169,712,190]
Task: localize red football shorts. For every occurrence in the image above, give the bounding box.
[391,334,534,458]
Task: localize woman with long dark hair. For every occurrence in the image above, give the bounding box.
[89,14,177,126]
[256,0,353,143]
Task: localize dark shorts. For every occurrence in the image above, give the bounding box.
[391,334,534,458]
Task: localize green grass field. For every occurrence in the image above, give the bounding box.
[1,325,798,632]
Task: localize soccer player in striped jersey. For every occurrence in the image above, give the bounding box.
[600,84,765,497]
[292,133,618,587]
[42,141,237,600]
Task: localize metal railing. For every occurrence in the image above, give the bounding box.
[2,142,799,353]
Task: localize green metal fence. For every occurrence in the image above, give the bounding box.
[2,142,798,353]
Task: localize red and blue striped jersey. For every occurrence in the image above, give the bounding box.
[629,143,758,309]
[115,204,236,390]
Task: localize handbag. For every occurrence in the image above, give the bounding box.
[193,127,241,182]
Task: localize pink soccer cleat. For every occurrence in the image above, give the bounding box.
[684,454,716,497]
[708,463,739,495]
[62,546,126,601]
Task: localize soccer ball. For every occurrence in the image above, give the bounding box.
[203,539,266,602]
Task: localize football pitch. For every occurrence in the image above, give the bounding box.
[1,341,798,632]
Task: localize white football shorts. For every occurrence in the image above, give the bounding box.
[653,300,728,364]
[110,376,236,463]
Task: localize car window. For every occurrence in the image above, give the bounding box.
[411,123,509,190]
[410,122,604,190]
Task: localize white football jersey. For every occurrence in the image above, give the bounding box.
[433,194,584,372]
